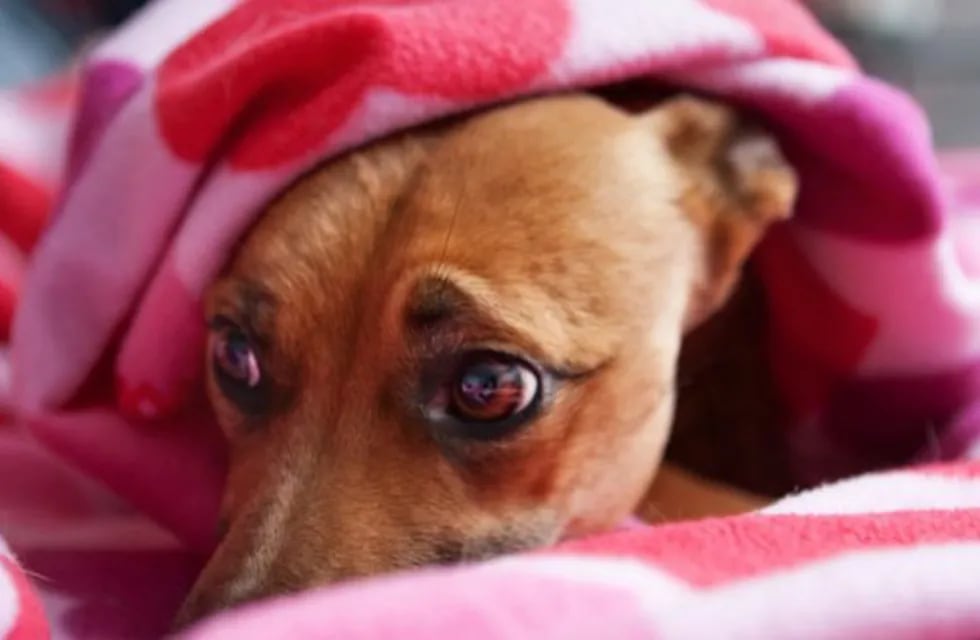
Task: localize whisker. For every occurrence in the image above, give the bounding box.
[19,567,52,584]
[432,165,467,281]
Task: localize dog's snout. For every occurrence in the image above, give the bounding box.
[175,547,305,630]
[173,588,230,632]
[430,531,548,567]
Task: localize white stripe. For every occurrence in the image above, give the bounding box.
[674,58,854,104]
[764,471,980,516]
[0,560,18,639]
[485,555,690,634]
[551,0,763,83]
[492,554,689,597]
[0,94,68,187]
[93,0,236,70]
[657,543,980,640]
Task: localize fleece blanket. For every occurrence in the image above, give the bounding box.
[2,440,980,639]
[2,0,980,637]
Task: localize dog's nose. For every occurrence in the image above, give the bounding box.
[173,569,278,631]
[172,589,221,632]
[173,580,275,631]
[173,546,323,631]
[174,581,252,632]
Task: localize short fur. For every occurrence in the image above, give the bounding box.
[177,93,797,624]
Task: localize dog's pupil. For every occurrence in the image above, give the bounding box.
[214,330,260,387]
[460,366,499,404]
[225,338,249,376]
[455,360,527,419]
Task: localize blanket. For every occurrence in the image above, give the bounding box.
[2,0,980,637]
[2,439,980,639]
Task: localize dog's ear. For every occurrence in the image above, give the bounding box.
[645,96,798,328]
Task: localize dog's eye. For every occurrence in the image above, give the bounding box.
[451,356,538,421]
[436,352,540,437]
[211,325,261,389]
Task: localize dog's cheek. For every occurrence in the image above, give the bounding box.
[205,370,279,438]
[549,363,676,537]
[204,370,244,437]
[210,402,245,439]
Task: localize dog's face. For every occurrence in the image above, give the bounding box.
[179,94,796,622]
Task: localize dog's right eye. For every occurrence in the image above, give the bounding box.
[212,326,261,387]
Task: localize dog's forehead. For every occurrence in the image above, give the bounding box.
[220,95,684,336]
[394,97,677,256]
[425,96,657,199]
[224,133,425,282]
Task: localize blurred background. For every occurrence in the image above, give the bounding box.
[812,0,979,147]
[0,0,977,146]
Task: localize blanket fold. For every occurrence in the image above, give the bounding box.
[2,0,980,638]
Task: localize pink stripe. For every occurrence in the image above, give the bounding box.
[556,509,980,586]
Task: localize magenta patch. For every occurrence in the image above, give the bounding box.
[66,61,144,188]
[774,78,942,243]
[21,548,201,639]
[817,360,980,481]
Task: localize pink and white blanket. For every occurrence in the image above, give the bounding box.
[2,0,980,637]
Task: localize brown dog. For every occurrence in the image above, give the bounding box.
[177,92,797,624]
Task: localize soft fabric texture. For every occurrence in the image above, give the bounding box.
[0,537,47,640]
[183,463,980,640]
[2,0,980,637]
[3,436,980,639]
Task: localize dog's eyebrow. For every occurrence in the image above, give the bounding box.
[404,271,607,376]
[405,276,463,328]
[211,279,278,342]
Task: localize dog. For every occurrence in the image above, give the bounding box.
[177,92,797,624]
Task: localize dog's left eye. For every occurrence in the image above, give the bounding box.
[425,351,542,439]
[451,356,538,421]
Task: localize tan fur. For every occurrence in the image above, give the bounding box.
[639,463,769,522]
[177,93,797,625]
